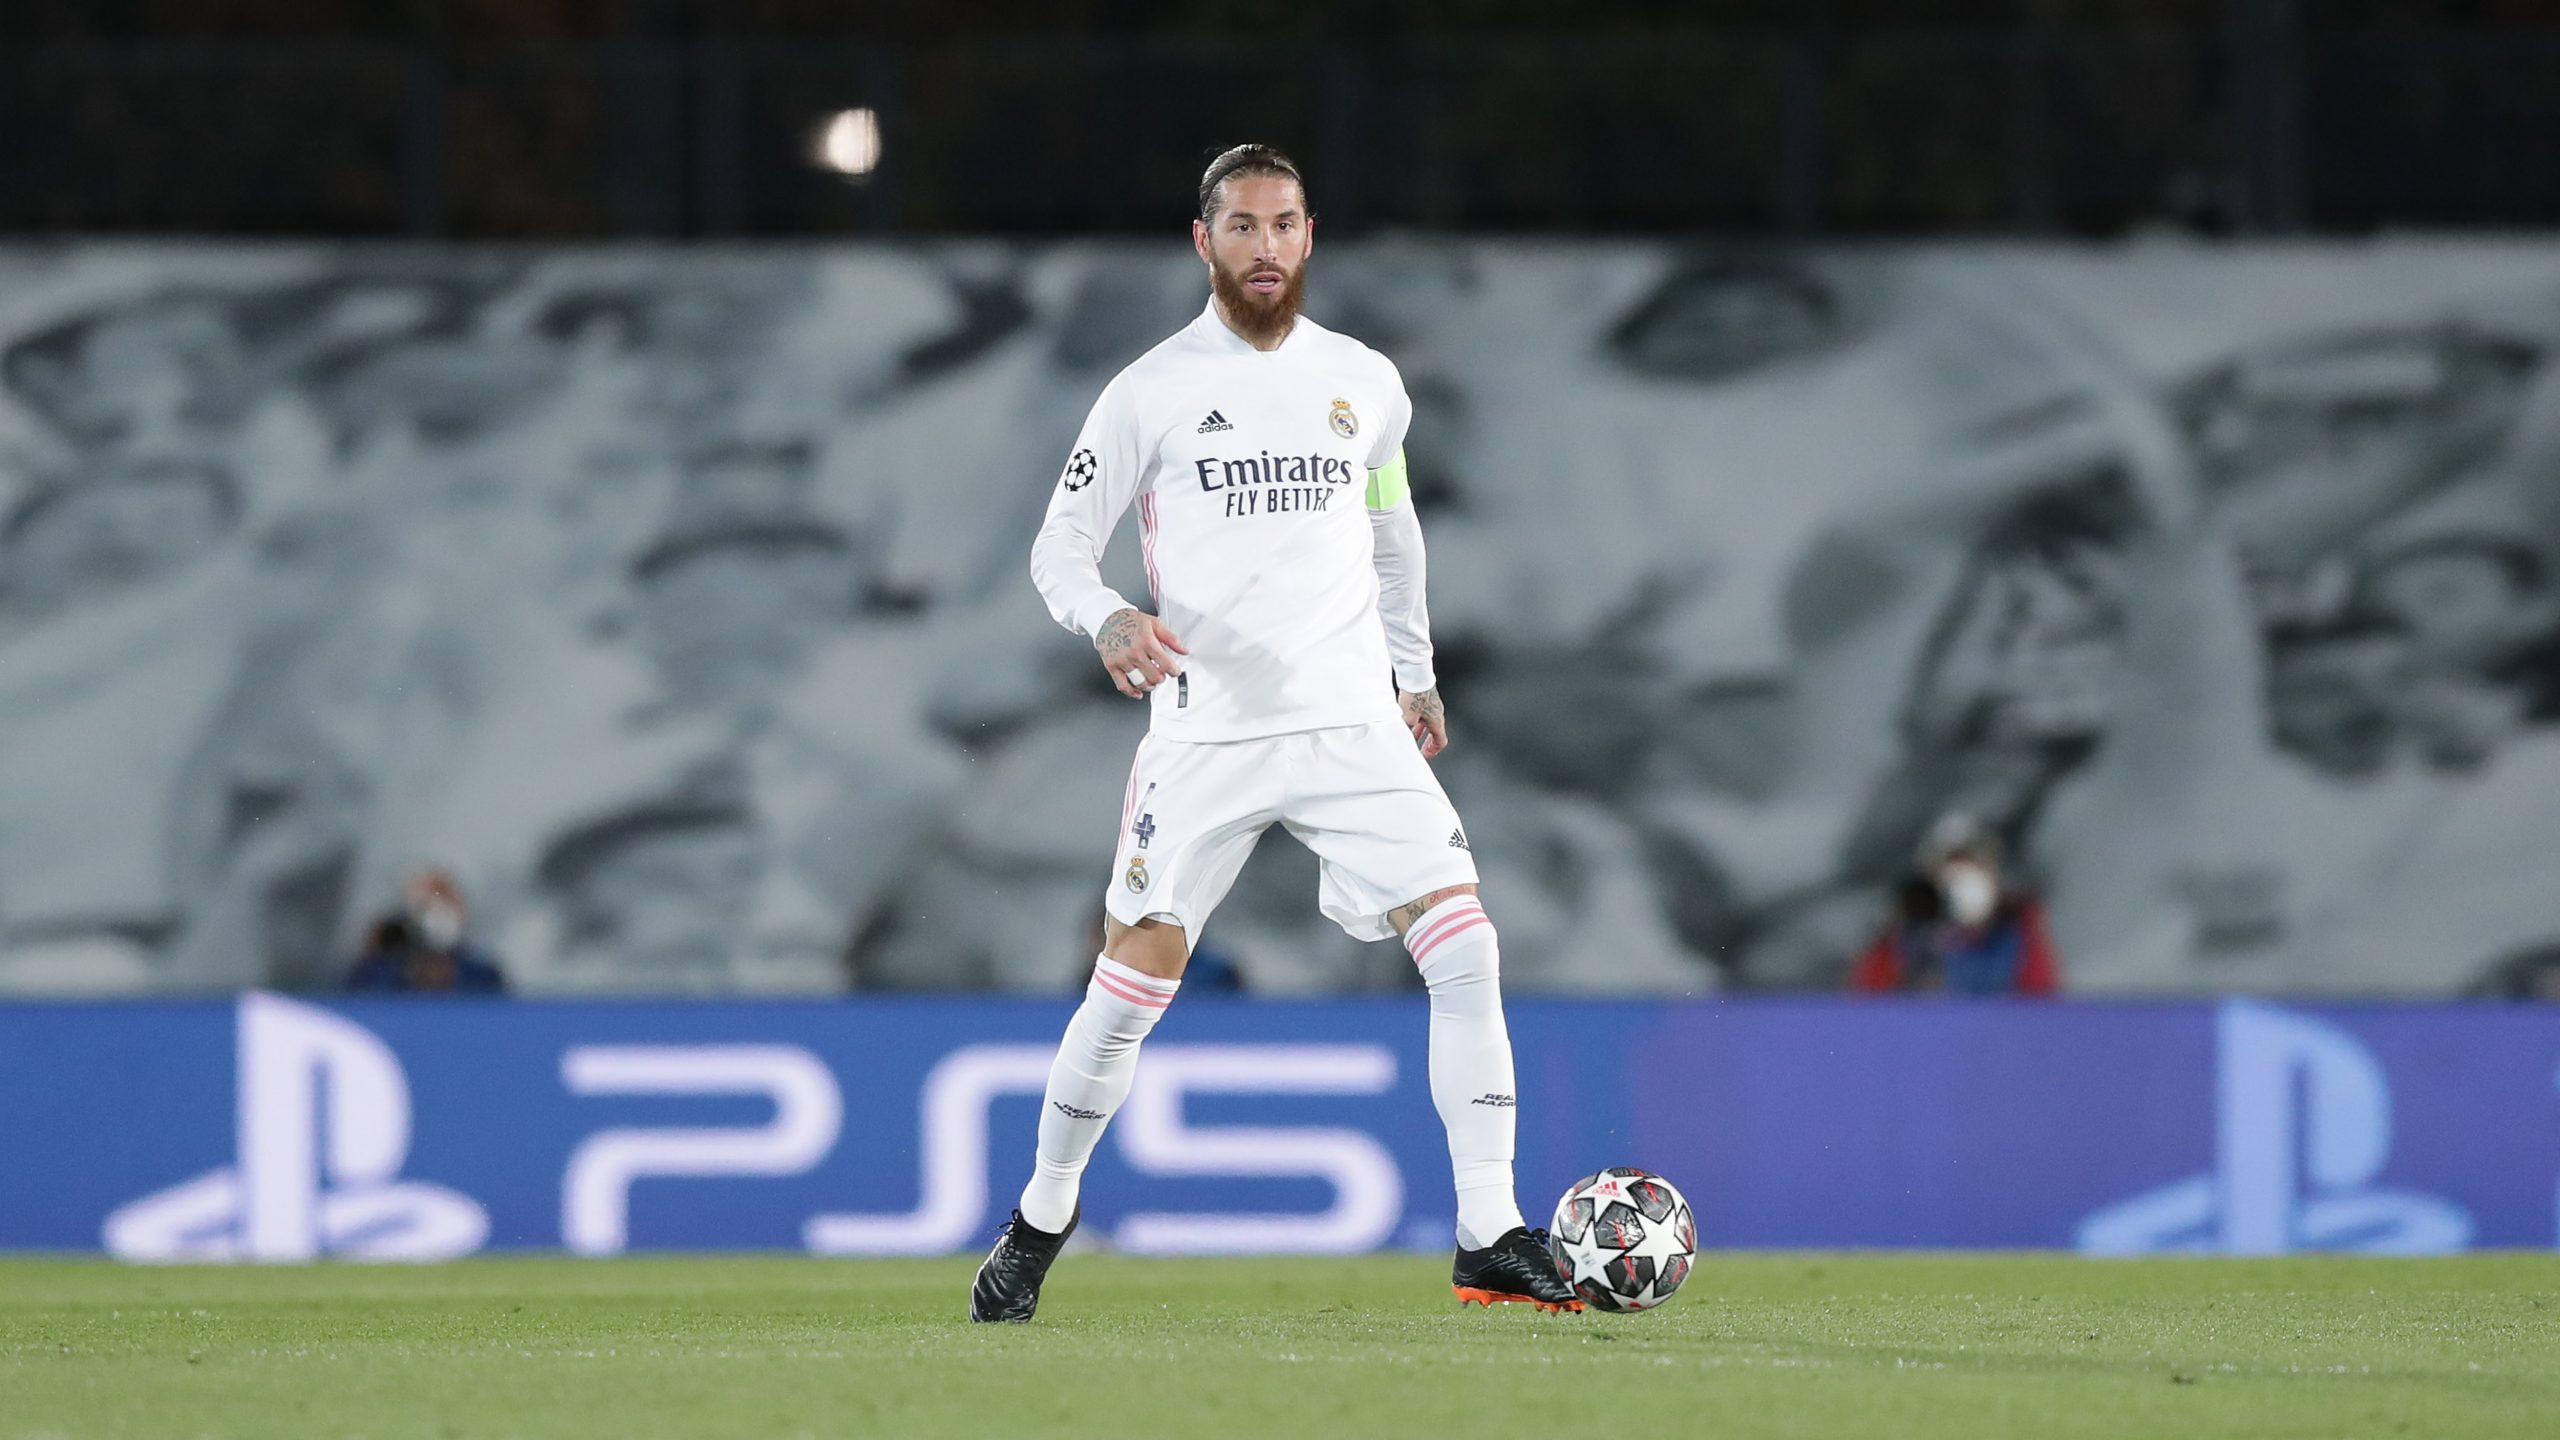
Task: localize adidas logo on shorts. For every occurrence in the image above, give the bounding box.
[1196,409,1233,434]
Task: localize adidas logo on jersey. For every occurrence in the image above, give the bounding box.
[1448,828,1471,851]
[1196,410,1234,434]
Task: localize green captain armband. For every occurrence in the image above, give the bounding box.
[1365,447,1410,510]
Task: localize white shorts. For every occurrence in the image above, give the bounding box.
[1104,721,1481,944]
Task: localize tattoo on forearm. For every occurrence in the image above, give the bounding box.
[1095,608,1141,657]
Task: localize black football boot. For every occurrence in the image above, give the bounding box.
[969,1208,1078,1323]
[1451,1225,1583,1313]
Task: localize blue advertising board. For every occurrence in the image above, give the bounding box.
[0,994,2550,1260]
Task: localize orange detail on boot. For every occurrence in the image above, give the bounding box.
[1451,1285,1583,1314]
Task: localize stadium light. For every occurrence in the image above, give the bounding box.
[815,108,883,177]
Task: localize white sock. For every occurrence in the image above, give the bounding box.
[1404,896,1525,1250]
[1018,954,1179,1233]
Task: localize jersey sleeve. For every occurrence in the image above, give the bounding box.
[1029,375,1148,638]
[1367,446,1436,693]
[1363,355,1414,472]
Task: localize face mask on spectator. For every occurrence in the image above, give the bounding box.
[1939,864,1998,928]
[413,899,465,950]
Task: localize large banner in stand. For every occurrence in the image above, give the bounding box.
[12,242,2560,1003]
[1,995,2551,1259]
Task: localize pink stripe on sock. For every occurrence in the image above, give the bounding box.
[1092,970,1174,1009]
[1405,898,1487,957]
[1409,913,1492,967]
[1095,958,1178,996]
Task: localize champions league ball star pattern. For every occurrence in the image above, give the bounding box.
[1548,1168,1697,1312]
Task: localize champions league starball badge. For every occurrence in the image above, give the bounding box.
[1328,398,1358,438]
[1124,856,1149,893]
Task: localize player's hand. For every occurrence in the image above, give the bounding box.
[1400,686,1449,759]
[1095,607,1188,699]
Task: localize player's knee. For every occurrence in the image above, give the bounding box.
[1102,915,1189,981]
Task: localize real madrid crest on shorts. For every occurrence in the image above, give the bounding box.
[1124,856,1149,893]
[1328,398,1358,439]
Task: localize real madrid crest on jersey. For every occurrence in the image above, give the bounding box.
[1328,398,1358,439]
[1124,856,1149,893]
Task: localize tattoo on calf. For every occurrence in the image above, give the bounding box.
[1392,885,1475,935]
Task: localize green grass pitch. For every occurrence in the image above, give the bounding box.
[4,1253,2555,1439]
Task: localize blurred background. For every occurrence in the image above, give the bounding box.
[7,0,2560,1003]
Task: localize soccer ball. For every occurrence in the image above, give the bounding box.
[1548,1168,1697,1312]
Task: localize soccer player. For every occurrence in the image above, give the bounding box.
[971,145,1577,1321]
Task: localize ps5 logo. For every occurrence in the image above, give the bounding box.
[103,993,489,1262]
[802,1043,1403,1256]
[2077,1002,2472,1255]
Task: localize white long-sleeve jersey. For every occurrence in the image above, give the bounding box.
[1030,300,1435,742]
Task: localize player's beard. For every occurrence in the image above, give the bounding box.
[1209,254,1306,348]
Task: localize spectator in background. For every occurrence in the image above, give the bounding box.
[346,867,506,994]
[1850,815,2058,996]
